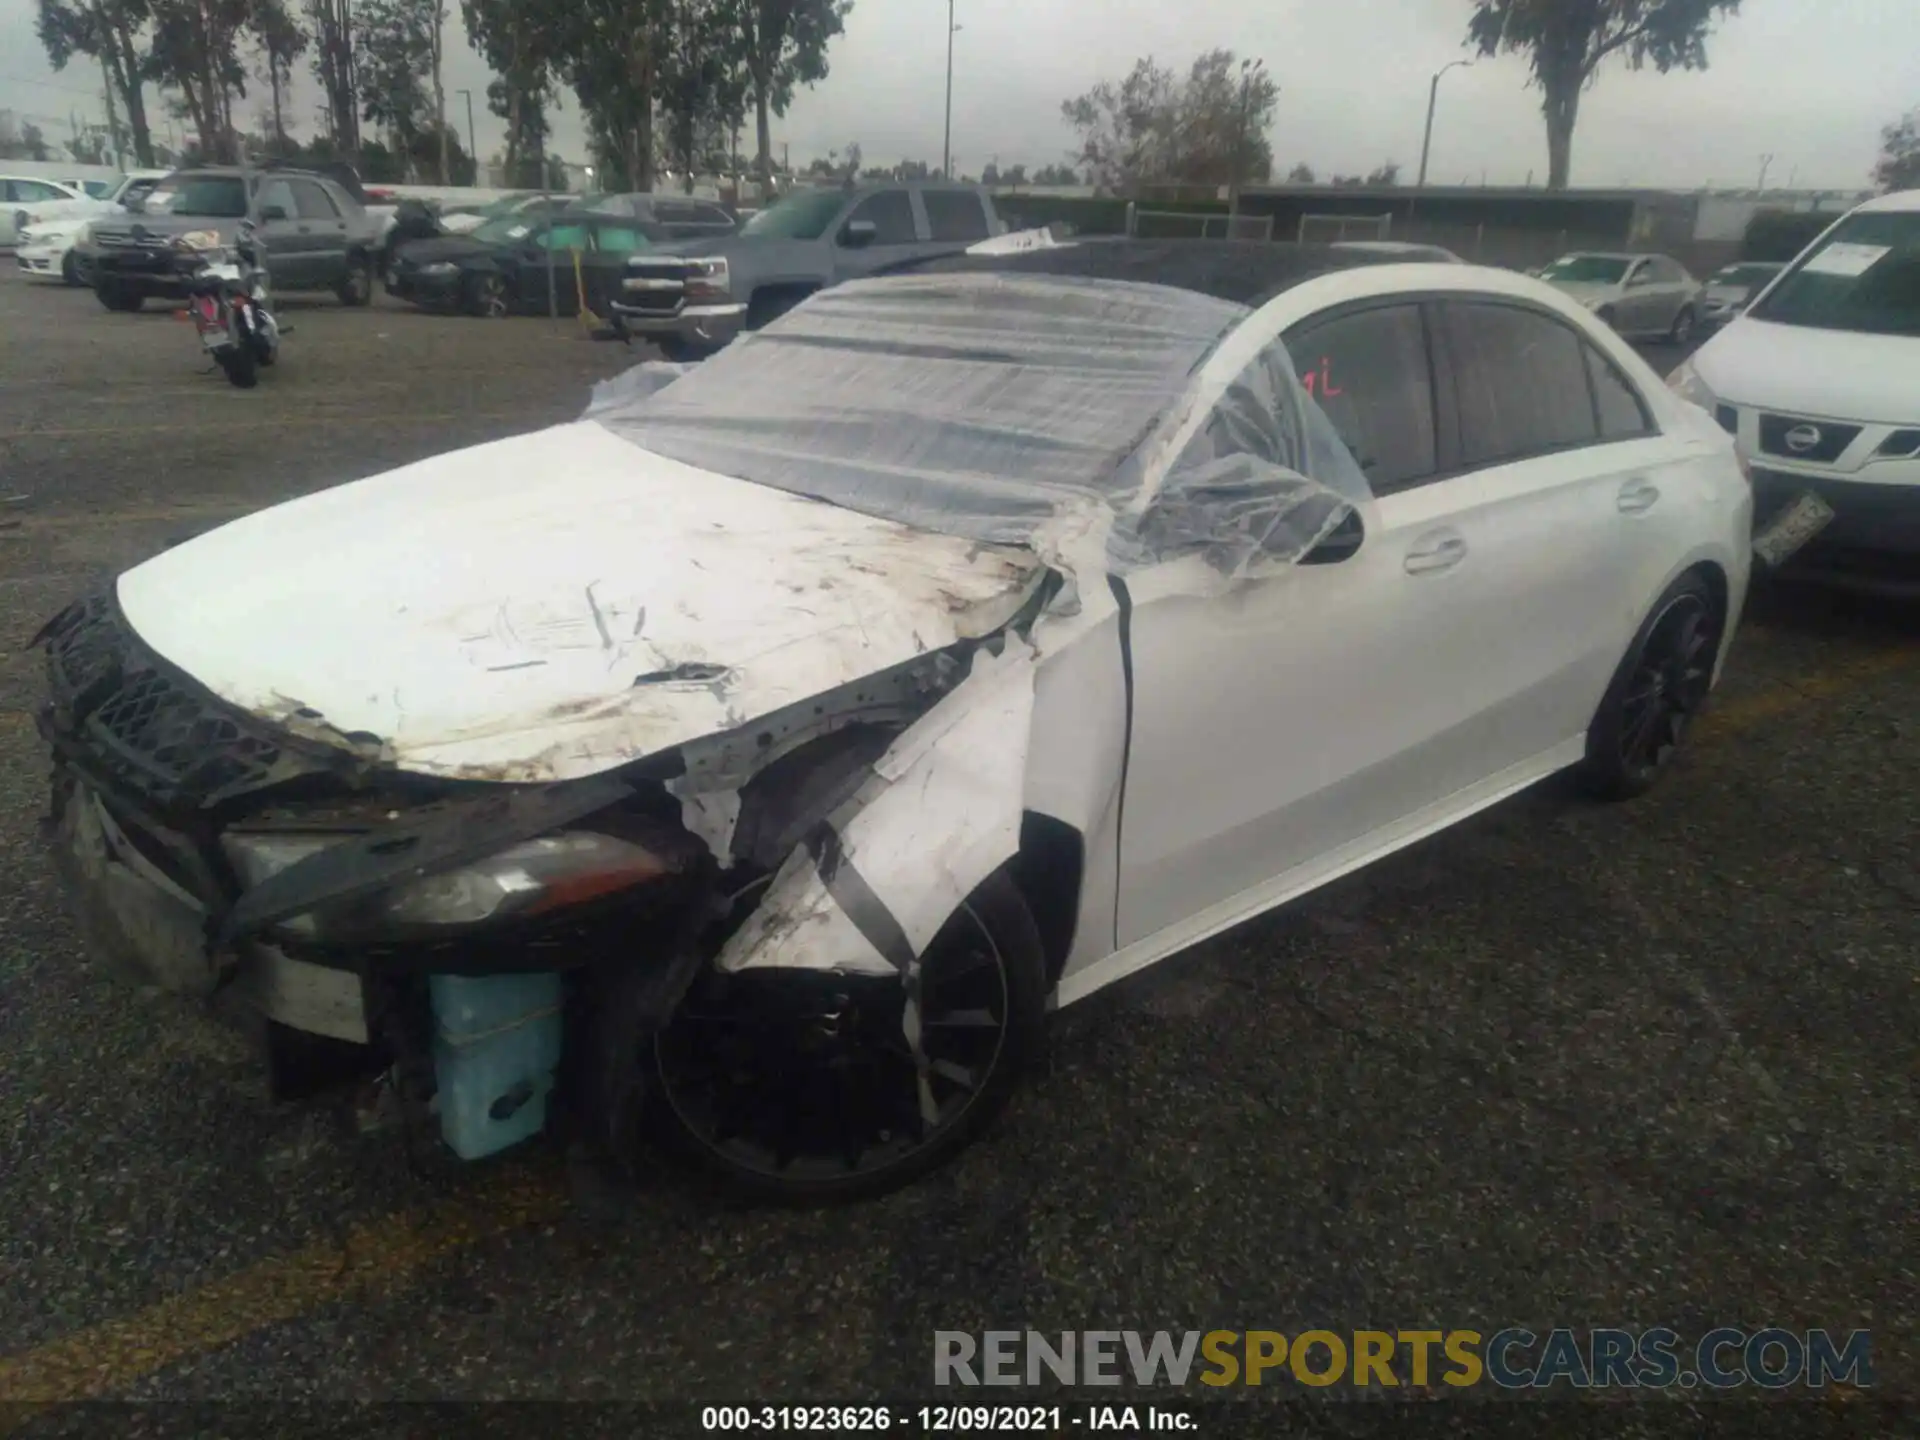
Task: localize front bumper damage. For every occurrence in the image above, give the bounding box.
[36,583,1048,1162]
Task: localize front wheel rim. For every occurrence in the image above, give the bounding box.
[656,900,1011,1183]
[1617,594,1715,777]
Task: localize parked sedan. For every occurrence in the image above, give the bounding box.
[37,240,1749,1203]
[1538,251,1702,343]
[386,209,662,316]
[1698,261,1785,328]
[2,175,85,245]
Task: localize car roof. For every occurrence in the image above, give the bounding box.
[890,237,1420,307]
[1856,188,1920,214]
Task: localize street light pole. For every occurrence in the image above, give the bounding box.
[457,89,477,183]
[1417,58,1472,189]
[942,0,956,180]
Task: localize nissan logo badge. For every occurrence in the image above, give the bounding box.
[1785,424,1822,454]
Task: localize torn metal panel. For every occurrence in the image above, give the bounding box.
[717,637,1037,976]
[113,422,1044,784]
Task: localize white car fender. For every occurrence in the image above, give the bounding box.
[716,634,1039,977]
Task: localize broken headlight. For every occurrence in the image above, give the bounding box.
[222,830,675,941]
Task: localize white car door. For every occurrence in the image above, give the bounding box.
[1115,294,1647,948]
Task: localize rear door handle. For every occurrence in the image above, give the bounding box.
[1405,529,1468,575]
[1618,478,1661,514]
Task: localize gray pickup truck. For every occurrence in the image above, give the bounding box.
[88,166,383,312]
[609,181,1004,358]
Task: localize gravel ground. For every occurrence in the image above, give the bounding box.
[0,267,1912,1432]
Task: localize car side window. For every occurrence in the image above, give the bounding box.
[1586,345,1656,440]
[256,179,297,219]
[694,204,734,228]
[543,222,589,251]
[922,189,990,242]
[1281,304,1438,493]
[15,180,68,202]
[1442,301,1601,466]
[593,223,650,255]
[291,179,338,219]
[841,191,916,245]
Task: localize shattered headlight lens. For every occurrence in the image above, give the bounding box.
[222,830,674,940]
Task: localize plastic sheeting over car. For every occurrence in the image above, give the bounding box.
[591,271,1370,585]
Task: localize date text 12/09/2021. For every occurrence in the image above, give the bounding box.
[702,1406,1195,1431]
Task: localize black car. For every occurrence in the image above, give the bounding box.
[386,209,664,317]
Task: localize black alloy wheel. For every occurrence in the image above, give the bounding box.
[653,871,1047,1203]
[466,271,510,319]
[1579,572,1720,800]
[338,255,373,307]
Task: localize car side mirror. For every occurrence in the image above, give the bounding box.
[1299,508,1365,565]
[259,204,289,222]
[840,218,877,247]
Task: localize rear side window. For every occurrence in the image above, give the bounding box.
[843,191,917,245]
[291,179,338,219]
[544,223,589,251]
[1282,304,1437,492]
[1442,301,1599,465]
[922,189,990,242]
[693,204,734,227]
[1586,347,1655,440]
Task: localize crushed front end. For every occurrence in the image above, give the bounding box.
[34,584,1010,1171]
[35,589,728,1160]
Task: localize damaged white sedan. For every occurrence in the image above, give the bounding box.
[38,238,1752,1201]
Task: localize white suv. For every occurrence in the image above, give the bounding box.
[1669,189,1920,595]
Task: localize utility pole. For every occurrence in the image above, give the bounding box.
[1417,58,1472,189]
[457,88,477,180]
[942,0,957,180]
[1757,153,1774,190]
[99,56,124,169]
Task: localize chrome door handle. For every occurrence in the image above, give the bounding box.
[1405,530,1468,575]
[1618,478,1661,514]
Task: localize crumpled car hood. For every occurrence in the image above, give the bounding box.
[115,421,1044,782]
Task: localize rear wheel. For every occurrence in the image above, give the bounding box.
[217,341,259,389]
[653,870,1047,1204]
[59,250,78,286]
[465,271,510,318]
[1577,572,1721,801]
[1667,304,1696,346]
[337,254,373,307]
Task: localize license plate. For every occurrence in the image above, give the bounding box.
[1752,490,1836,567]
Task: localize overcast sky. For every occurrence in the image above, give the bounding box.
[1,0,1915,190]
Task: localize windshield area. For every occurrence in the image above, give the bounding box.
[1539,255,1631,284]
[472,217,538,246]
[594,272,1259,558]
[1749,213,1920,338]
[1711,263,1782,288]
[740,187,847,240]
[142,175,248,218]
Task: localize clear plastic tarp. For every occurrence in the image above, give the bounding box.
[591,270,1370,581]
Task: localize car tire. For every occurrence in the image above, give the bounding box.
[656,335,719,362]
[60,250,79,286]
[337,255,373,307]
[1577,571,1721,802]
[217,343,259,390]
[652,868,1048,1205]
[465,271,510,319]
[96,281,143,313]
[1667,304,1696,346]
[746,287,810,332]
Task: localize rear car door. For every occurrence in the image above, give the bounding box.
[516,219,589,309]
[917,187,992,257]
[289,178,349,287]
[1429,296,1680,750]
[1620,258,1663,335]
[252,178,309,287]
[832,189,923,279]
